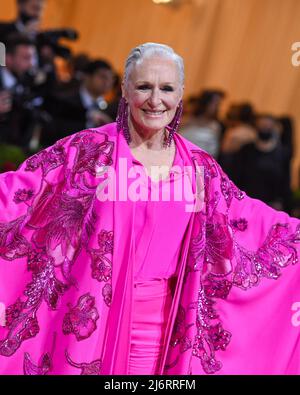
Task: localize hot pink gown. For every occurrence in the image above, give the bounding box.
[0,122,299,375]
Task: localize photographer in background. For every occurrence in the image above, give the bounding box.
[0,33,36,148]
[41,59,114,147]
[0,0,45,41]
[0,0,45,43]
[0,0,78,100]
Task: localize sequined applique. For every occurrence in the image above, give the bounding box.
[233,223,300,289]
[23,332,56,375]
[89,230,113,282]
[25,258,68,309]
[192,286,231,374]
[62,293,99,341]
[102,283,112,307]
[65,349,101,375]
[203,275,232,300]
[70,132,114,189]
[230,218,248,232]
[205,211,233,276]
[25,140,67,175]
[0,216,31,260]
[0,311,40,357]
[23,352,52,375]
[88,230,113,306]
[13,189,35,204]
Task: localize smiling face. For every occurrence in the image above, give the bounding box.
[123,55,183,136]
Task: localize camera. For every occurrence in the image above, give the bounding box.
[36,28,79,59]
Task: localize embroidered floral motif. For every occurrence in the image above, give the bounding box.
[102,283,112,307]
[0,252,68,356]
[23,352,52,375]
[18,316,40,341]
[0,216,31,260]
[25,258,67,309]
[65,350,101,375]
[88,230,113,306]
[233,223,300,289]
[13,189,34,204]
[220,175,245,208]
[89,231,113,282]
[203,276,232,299]
[207,323,232,351]
[98,230,113,254]
[71,132,114,177]
[27,250,49,274]
[0,255,68,357]
[23,332,56,375]
[230,218,248,232]
[5,298,25,327]
[205,211,233,276]
[31,192,95,256]
[62,293,99,341]
[25,141,67,175]
[192,286,231,374]
[0,312,40,356]
[186,213,205,272]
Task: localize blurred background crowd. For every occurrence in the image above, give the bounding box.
[0,0,299,217]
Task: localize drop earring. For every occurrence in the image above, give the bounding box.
[116,97,131,144]
[165,100,183,147]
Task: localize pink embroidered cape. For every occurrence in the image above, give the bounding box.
[0,122,299,375]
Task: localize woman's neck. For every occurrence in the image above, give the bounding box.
[129,119,167,151]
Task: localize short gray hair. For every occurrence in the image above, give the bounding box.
[124,42,184,85]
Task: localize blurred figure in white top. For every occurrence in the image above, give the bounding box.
[180,89,225,158]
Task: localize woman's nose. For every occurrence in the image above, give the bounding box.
[148,88,162,107]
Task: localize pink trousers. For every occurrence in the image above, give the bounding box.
[128,278,173,375]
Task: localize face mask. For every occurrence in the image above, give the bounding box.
[257,128,274,141]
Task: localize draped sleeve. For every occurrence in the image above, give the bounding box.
[0,128,115,365]
[200,150,300,285]
[0,135,74,258]
[190,149,300,374]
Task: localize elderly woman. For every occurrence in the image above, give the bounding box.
[0,43,299,375]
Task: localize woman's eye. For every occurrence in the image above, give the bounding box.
[137,85,150,90]
[161,86,174,92]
